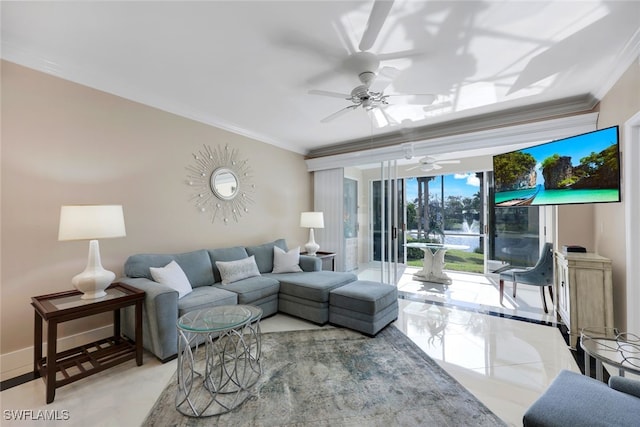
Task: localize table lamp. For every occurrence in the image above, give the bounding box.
[58,205,126,299]
[300,211,324,256]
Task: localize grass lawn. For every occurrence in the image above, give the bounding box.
[407,249,484,274]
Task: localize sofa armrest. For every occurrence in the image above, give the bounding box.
[609,376,640,399]
[299,255,321,272]
[118,277,179,362]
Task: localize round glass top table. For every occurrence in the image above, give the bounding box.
[176,305,261,417]
[177,305,252,332]
[580,327,640,382]
[236,305,263,387]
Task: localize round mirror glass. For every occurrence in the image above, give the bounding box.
[210,168,239,200]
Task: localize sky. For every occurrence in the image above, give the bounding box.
[520,126,617,165]
[406,173,480,203]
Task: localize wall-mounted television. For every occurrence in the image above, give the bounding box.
[493,126,621,206]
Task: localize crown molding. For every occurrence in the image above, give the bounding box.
[593,26,640,100]
[305,112,599,172]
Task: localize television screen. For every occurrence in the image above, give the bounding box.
[493,126,621,206]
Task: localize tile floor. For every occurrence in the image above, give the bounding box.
[0,270,579,427]
[397,267,558,324]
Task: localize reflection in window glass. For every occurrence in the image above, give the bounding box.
[487,171,540,268]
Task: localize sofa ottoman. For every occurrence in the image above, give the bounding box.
[329,280,398,336]
[273,271,357,324]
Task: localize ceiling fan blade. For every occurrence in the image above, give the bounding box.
[309,89,351,99]
[368,66,399,92]
[321,105,358,123]
[359,0,395,52]
[386,93,437,105]
[436,160,461,164]
[432,164,443,170]
[368,107,387,128]
[377,106,399,126]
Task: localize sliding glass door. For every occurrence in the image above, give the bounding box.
[405,173,485,274]
[363,166,543,282]
[371,161,405,284]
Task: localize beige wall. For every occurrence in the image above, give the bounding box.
[1,61,311,356]
[594,58,640,329]
[557,59,639,329]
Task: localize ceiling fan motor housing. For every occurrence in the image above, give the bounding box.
[351,85,370,100]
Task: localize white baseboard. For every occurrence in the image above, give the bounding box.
[1,325,112,382]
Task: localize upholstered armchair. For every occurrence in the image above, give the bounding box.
[498,242,554,313]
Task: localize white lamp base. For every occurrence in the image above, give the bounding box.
[72,240,115,299]
[305,228,320,256]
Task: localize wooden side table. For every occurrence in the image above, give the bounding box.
[31,282,145,403]
[302,251,336,271]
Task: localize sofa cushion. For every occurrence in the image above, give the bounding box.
[124,249,214,288]
[214,276,280,305]
[216,255,261,285]
[523,369,640,427]
[208,246,249,283]
[245,238,288,273]
[177,286,238,317]
[272,246,303,274]
[149,260,193,299]
[270,271,357,302]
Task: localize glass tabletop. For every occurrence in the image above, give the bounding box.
[49,287,128,311]
[178,305,252,332]
[237,304,263,322]
[405,242,470,250]
[580,327,640,375]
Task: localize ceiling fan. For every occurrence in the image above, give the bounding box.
[308,0,436,127]
[407,156,461,172]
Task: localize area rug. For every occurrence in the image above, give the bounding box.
[143,326,506,426]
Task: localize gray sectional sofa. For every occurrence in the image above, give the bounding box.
[119,239,358,361]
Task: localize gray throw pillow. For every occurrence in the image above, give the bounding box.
[272,246,303,273]
[215,255,261,285]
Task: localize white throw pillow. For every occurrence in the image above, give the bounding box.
[149,260,193,299]
[272,246,303,273]
[216,255,261,285]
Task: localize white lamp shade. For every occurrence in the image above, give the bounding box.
[300,212,324,229]
[58,205,126,241]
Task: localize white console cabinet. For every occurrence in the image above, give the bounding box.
[555,251,614,348]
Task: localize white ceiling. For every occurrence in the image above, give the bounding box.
[2,1,639,156]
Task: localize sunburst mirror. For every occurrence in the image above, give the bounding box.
[186,145,255,223]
